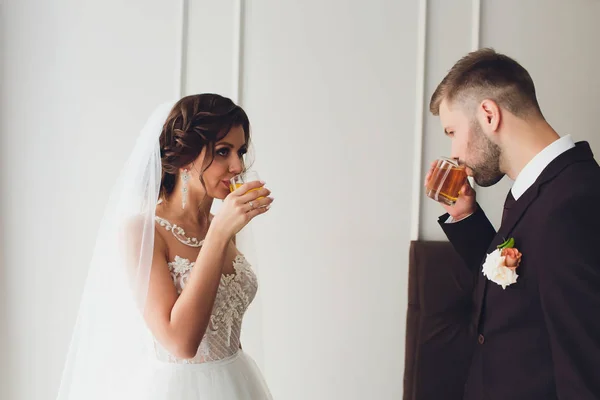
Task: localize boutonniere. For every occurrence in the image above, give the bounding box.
[482,237,523,289]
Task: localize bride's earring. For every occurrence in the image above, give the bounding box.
[181,169,190,209]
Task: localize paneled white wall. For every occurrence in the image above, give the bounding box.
[240,1,418,398]
[0,1,180,399]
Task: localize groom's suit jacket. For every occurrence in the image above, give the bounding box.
[439,141,600,400]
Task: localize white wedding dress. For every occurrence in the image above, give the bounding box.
[56,102,271,400]
[122,217,272,399]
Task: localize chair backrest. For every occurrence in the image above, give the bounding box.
[403,240,476,400]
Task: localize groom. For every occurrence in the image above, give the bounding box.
[427,48,600,400]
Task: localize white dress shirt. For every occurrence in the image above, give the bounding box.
[510,134,575,200]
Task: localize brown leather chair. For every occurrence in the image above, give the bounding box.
[403,241,475,400]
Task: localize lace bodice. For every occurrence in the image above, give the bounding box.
[153,222,258,364]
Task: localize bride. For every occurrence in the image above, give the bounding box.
[56,94,274,399]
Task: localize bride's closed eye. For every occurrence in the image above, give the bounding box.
[216,147,231,157]
[216,147,247,159]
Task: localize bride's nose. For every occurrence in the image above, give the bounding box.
[229,156,243,174]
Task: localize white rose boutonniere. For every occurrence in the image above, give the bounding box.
[482,237,523,290]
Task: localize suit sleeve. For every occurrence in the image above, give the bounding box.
[438,204,497,274]
[538,195,600,399]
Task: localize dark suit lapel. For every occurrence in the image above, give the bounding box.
[498,141,592,240]
[473,187,539,329]
[473,141,594,330]
[497,186,540,241]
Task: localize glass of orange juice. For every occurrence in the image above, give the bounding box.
[229,170,263,197]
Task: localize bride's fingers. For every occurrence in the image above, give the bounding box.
[231,180,265,197]
[246,196,273,212]
[239,187,271,204]
[246,202,272,220]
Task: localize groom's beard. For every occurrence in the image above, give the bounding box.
[467,121,504,187]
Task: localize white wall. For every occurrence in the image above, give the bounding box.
[1,1,599,400]
[241,1,418,398]
[0,1,179,399]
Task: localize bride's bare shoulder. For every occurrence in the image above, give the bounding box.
[121,214,168,255]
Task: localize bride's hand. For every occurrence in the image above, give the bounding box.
[209,181,273,240]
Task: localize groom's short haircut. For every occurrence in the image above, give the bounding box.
[430,48,542,118]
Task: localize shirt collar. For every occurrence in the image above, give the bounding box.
[511,134,575,200]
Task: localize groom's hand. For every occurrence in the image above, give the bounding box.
[424,160,476,221]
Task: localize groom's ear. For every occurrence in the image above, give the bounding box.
[478,99,502,134]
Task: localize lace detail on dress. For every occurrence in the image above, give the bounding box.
[209,256,254,347]
[153,254,258,364]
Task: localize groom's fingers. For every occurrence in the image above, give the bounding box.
[460,182,474,196]
[423,161,438,186]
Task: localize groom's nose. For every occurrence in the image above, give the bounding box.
[450,142,462,161]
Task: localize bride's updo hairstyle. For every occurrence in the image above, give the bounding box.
[158,94,251,200]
